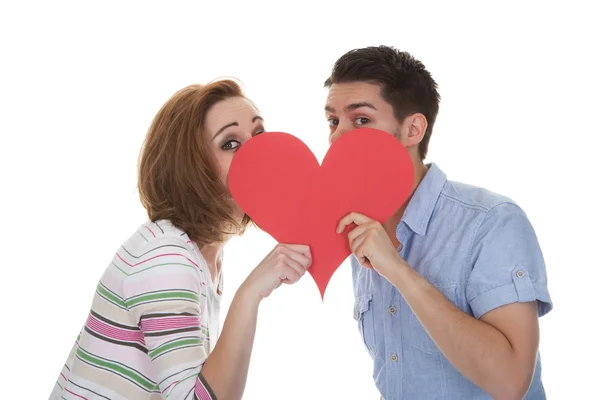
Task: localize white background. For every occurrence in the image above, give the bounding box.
[1,1,598,399]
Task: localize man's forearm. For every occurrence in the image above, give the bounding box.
[201,285,261,400]
[385,261,530,399]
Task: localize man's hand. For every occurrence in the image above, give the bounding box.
[338,211,540,399]
[336,212,403,277]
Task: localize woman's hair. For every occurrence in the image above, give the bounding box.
[137,79,252,249]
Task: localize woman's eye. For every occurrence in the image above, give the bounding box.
[328,118,339,127]
[221,139,240,150]
[355,117,370,125]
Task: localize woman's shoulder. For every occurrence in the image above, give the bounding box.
[108,220,210,301]
[112,219,204,278]
[133,220,191,243]
[121,220,196,253]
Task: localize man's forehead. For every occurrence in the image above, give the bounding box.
[325,82,382,112]
[329,81,380,95]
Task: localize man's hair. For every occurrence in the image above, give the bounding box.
[324,46,441,160]
[137,79,252,249]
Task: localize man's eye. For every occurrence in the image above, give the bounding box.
[221,140,240,150]
[328,118,339,127]
[355,117,370,125]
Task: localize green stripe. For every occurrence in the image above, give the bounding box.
[127,290,198,307]
[112,262,197,277]
[96,284,127,308]
[149,337,201,359]
[76,348,158,391]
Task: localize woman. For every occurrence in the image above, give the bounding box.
[50,79,312,400]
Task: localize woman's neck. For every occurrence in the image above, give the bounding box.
[200,241,227,287]
[198,219,243,288]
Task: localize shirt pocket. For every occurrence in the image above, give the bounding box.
[353,294,377,358]
[408,282,458,356]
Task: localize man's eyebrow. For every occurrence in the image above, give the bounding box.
[324,102,378,114]
[346,102,377,112]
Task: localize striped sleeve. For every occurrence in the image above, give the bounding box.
[122,240,216,400]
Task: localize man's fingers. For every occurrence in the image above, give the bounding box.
[347,224,367,243]
[348,221,380,243]
[336,212,372,234]
[350,233,368,257]
[349,231,376,269]
[355,242,374,269]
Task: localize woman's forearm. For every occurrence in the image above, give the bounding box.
[200,284,261,400]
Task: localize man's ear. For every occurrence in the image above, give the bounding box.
[404,113,428,147]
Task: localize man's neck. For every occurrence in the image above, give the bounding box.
[383,161,429,246]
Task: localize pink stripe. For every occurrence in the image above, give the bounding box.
[116,252,199,269]
[86,314,145,345]
[141,316,200,332]
[60,372,67,381]
[162,380,179,394]
[65,388,88,400]
[195,376,213,400]
[144,226,156,238]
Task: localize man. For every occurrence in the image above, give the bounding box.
[326,46,552,399]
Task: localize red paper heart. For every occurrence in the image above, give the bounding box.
[228,128,414,299]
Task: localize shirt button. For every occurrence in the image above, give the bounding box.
[516,270,525,278]
[397,242,404,252]
[389,306,397,315]
[390,354,398,362]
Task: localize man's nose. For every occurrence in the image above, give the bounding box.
[329,124,352,145]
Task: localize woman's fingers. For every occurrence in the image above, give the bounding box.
[280,244,312,266]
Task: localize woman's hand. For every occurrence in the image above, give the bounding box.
[240,244,312,301]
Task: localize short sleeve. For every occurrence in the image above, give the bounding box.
[122,240,216,399]
[466,202,553,319]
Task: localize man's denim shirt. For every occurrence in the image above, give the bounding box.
[351,163,552,399]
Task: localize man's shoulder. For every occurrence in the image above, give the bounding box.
[439,178,521,215]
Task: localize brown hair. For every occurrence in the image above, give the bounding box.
[325,46,441,160]
[137,79,252,249]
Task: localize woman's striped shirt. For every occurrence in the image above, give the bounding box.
[50,220,222,400]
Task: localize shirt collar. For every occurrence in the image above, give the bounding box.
[399,162,447,236]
